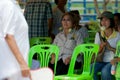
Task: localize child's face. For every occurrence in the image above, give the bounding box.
[62,15,73,30]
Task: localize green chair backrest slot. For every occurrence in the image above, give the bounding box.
[28,44,59,75]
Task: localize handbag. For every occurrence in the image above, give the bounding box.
[96,32,105,62]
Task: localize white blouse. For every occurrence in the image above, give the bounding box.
[53,30,83,62]
[95,31,120,62]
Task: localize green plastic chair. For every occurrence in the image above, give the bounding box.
[28,44,59,75]
[116,40,120,56]
[112,40,120,80]
[54,43,99,80]
[30,37,52,47]
[29,37,52,60]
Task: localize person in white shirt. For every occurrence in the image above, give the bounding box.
[93,11,120,80]
[0,0,31,80]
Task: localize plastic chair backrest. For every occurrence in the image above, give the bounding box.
[28,44,59,75]
[68,44,99,76]
[30,37,52,47]
[116,40,120,56]
[114,41,120,79]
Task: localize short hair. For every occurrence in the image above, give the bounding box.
[54,0,58,5]
[70,10,81,20]
[114,13,120,20]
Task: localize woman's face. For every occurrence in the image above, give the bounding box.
[101,17,110,29]
[62,15,73,30]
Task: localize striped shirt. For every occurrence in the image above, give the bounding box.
[24,2,52,38]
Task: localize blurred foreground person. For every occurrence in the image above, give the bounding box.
[0,0,31,80]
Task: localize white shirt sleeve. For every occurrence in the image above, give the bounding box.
[2,2,16,37]
[94,32,100,45]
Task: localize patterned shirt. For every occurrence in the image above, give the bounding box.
[53,29,83,62]
[24,2,52,38]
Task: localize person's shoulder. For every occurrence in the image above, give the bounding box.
[45,2,51,6]
[116,31,120,37]
[1,0,13,5]
[52,6,58,12]
[0,0,15,11]
[55,31,63,37]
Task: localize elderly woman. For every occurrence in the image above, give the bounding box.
[50,12,84,75]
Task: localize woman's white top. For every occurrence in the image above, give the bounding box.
[95,31,120,62]
[53,30,83,62]
[0,0,30,79]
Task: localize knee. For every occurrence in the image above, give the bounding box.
[101,68,112,80]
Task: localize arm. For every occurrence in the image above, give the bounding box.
[106,41,116,53]
[111,57,120,65]
[95,32,106,54]
[5,34,31,78]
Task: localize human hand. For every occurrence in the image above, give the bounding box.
[20,63,31,79]
[105,41,112,50]
[50,53,55,64]
[100,41,106,48]
[64,56,71,65]
[111,58,117,65]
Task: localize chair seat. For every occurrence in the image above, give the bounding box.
[31,68,53,80]
[55,74,92,80]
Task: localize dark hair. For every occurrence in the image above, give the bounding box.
[100,17,115,28]
[54,0,58,5]
[70,10,79,15]
[70,10,81,21]
[114,13,120,20]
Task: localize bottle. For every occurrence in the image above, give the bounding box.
[111,55,118,75]
[111,64,116,75]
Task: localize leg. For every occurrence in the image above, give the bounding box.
[56,59,69,75]
[93,62,105,80]
[74,61,82,74]
[31,59,40,70]
[48,62,54,72]
[101,62,112,80]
